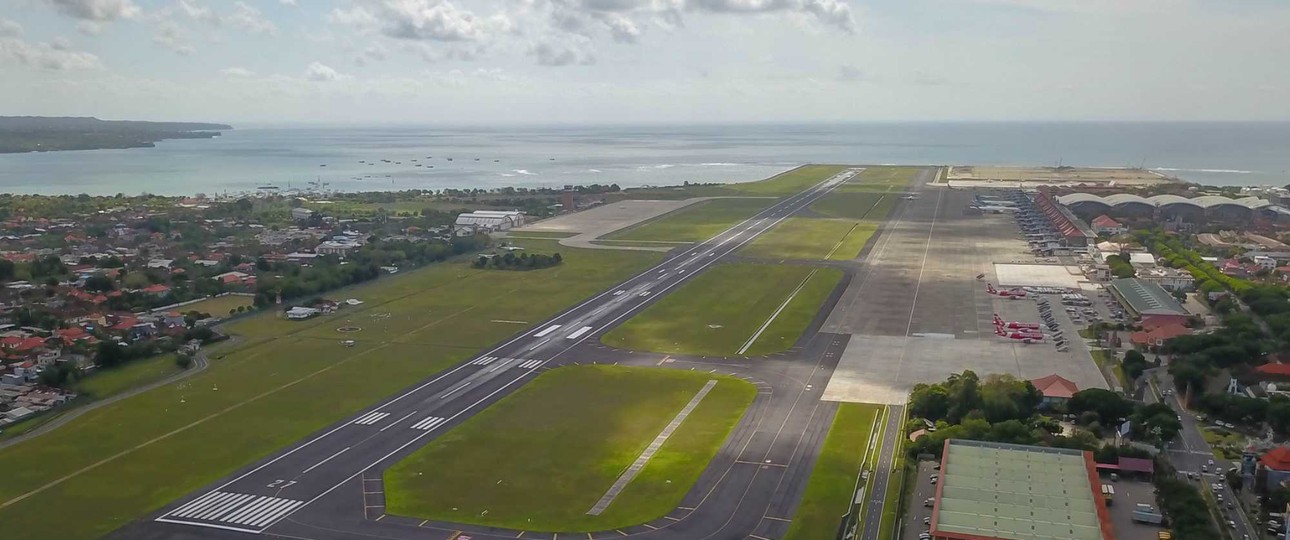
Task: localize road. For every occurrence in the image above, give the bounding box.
[0,334,230,451]
[1149,369,1259,539]
[110,168,904,540]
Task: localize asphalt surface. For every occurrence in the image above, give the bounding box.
[110,167,914,540]
[1148,370,1260,539]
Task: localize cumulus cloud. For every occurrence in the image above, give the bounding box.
[531,38,595,66]
[153,21,194,55]
[220,66,254,77]
[44,0,141,22]
[305,61,347,81]
[333,0,493,42]
[173,0,277,36]
[0,18,22,38]
[0,36,102,70]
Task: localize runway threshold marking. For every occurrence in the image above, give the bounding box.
[736,269,819,355]
[586,380,718,516]
[352,411,390,425]
[156,490,305,532]
[411,416,448,431]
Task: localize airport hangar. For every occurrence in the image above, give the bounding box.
[929,439,1115,540]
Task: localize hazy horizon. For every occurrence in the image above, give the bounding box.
[3,1,1289,124]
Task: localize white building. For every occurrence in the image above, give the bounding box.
[1128,252,1157,267]
[286,307,320,320]
[454,210,524,232]
[1255,255,1278,270]
[315,240,362,257]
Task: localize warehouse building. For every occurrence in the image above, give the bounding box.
[454,210,525,232]
[1107,277,1190,325]
[930,439,1114,540]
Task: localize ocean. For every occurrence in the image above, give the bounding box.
[0,122,1287,196]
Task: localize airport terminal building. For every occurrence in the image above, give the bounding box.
[1107,277,1190,325]
[929,439,1114,540]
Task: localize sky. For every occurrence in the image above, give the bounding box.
[1,0,1289,124]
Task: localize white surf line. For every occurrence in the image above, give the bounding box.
[586,380,719,516]
[532,324,561,338]
[736,269,820,355]
[566,326,594,340]
[301,446,350,475]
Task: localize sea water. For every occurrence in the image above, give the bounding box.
[0,122,1286,196]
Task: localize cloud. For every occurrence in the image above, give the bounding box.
[279,0,299,5]
[531,38,595,66]
[836,64,867,82]
[173,0,277,36]
[227,1,278,36]
[44,0,141,22]
[305,61,347,81]
[0,36,102,70]
[688,0,855,32]
[153,21,194,55]
[601,13,641,43]
[333,0,492,42]
[0,18,22,38]
[220,66,254,77]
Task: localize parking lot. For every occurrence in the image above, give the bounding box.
[1099,474,1168,540]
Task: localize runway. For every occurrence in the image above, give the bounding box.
[110,168,886,540]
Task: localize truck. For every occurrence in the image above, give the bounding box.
[1101,484,1114,505]
[1132,510,1165,525]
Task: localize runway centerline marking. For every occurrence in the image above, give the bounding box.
[301,446,350,475]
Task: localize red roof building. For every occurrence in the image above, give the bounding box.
[1261,446,1290,471]
[1031,374,1079,404]
[140,284,171,296]
[1255,363,1290,380]
[1131,321,1191,348]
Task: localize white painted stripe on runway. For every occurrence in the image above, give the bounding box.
[613,290,625,296]
[468,356,497,365]
[301,446,350,475]
[566,326,594,340]
[411,416,447,431]
[153,518,260,534]
[519,359,545,369]
[528,337,550,351]
[246,499,303,527]
[380,410,418,432]
[532,324,561,338]
[171,491,236,517]
[352,412,389,425]
[195,493,254,520]
[352,411,381,424]
[239,498,295,526]
[222,496,277,524]
[168,490,225,517]
[176,492,241,518]
[441,382,471,399]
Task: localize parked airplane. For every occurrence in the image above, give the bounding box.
[986,284,1028,298]
[995,328,1045,343]
[993,314,1040,330]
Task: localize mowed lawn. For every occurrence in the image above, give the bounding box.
[607,198,774,243]
[739,218,878,261]
[0,240,661,540]
[783,403,882,540]
[602,264,842,357]
[178,295,254,316]
[385,365,755,532]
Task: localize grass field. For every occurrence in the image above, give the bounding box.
[74,353,182,398]
[601,264,842,357]
[384,365,755,532]
[612,165,850,201]
[0,239,661,540]
[173,295,253,317]
[606,198,774,243]
[783,403,881,540]
[738,218,878,261]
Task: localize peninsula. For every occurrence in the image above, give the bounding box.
[0,116,232,153]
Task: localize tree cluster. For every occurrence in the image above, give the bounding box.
[1153,458,1219,539]
[472,251,563,271]
[1105,254,1136,278]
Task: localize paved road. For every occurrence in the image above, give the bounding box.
[111,168,886,540]
[0,335,230,451]
[1149,369,1259,539]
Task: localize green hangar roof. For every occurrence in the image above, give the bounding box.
[931,440,1114,540]
[1108,277,1189,317]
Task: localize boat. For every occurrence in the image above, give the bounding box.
[319,164,327,167]
[447,158,453,161]
[493,159,499,163]
[256,185,280,190]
